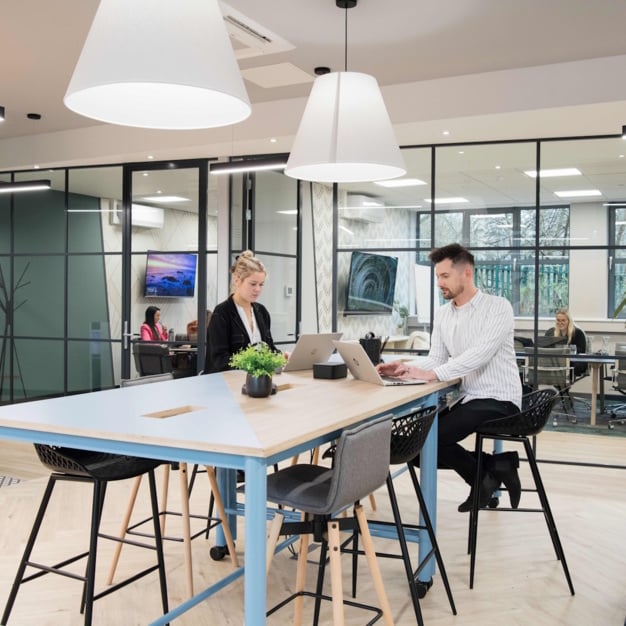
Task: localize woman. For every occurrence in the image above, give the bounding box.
[204,251,279,373]
[545,308,587,375]
[140,305,168,341]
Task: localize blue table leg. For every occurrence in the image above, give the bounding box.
[244,456,267,625]
[418,401,438,583]
[215,467,237,546]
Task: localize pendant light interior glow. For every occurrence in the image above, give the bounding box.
[284,1,405,183]
[0,180,51,194]
[64,0,251,130]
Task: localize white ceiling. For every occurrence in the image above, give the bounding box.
[2,0,626,211]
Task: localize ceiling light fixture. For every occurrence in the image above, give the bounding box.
[622,125,626,139]
[284,0,405,183]
[375,178,427,188]
[0,106,4,122]
[0,180,51,194]
[524,168,582,178]
[64,0,250,130]
[554,189,601,198]
[210,156,288,175]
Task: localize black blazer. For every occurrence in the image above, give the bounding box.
[204,295,277,373]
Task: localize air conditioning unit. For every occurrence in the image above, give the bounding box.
[339,194,385,223]
[109,200,164,229]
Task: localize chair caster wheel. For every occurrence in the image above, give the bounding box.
[487,496,499,509]
[414,577,433,599]
[608,423,615,430]
[210,544,231,561]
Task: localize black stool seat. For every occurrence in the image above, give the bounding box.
[35,445,162,480]
[1,445,169,626]
[468,387,575,595]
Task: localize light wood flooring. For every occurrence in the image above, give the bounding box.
[0,431,624,625]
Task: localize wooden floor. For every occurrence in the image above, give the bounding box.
[0,431,624,625]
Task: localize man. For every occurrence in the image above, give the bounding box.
[377,243,523,512]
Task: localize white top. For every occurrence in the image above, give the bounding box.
[417,290,522,409]
[235,304,262,344]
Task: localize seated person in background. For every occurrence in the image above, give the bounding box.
[186,310,212,342]
[140,305,168,341]
[204,251,282,374]
[545,308,587,376]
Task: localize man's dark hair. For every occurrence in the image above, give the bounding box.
[428,243,475,267]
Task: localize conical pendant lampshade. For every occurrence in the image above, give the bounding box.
[64,0,251,130]
[284,71,405,183]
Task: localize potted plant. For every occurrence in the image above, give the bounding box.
[229,342,287,397]
[394,302,409,335]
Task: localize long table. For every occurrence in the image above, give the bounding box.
[0,370,455,625]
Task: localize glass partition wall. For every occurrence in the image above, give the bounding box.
[2,133,626,404]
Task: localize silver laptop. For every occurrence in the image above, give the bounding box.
[333,340,427,386]
[283,332,343,372]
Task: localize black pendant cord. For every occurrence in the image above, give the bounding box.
[344,4,348,71]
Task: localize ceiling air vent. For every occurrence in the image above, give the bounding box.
[220,2,294,59]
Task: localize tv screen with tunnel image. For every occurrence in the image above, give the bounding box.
[345,251,398,314]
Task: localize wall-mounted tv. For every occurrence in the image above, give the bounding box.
[345,251,398,315]
[144,251,197,298]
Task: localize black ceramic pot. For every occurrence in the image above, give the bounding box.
[244,373,273,398]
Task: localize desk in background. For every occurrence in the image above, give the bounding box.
[0,371,455,625]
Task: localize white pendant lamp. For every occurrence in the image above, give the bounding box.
[284,1,405,183]
[64,0,251,130]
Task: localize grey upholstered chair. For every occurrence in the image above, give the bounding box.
[265,415,394,625]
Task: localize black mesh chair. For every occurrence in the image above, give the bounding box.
[344,406,456,626]
[265,415,394,625]
[467,387,575,595]
[1,446,168,626]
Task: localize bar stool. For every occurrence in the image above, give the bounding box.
[265,415,395,625]
[468,387,575,595]
[346,406,457,626]
[1,445,169,626]
[106,374,238,598]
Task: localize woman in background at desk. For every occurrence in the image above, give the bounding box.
[140,305,168,341]
[545,308,587,376]
[204,250,281,373]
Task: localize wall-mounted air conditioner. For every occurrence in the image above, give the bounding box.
[339,194,385,223]
[109,200,164,229]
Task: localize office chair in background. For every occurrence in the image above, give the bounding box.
[608,342,626,429]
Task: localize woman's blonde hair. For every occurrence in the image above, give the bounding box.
[553,307,575,343]
[230,250,266,293]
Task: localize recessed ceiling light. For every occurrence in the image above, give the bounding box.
[495,165,501,170]
[458,151,464,155]
[147,155,154,160]
[374,178,427,188]
[277,209,297,215]
[524,168,582,178]
[140,195,189,203]
[269,137,277,143]
[442,130,450,136]
[554,189,601,198]
[424,197,469,204]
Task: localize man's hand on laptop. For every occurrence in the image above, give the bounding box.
[376,360,437,382]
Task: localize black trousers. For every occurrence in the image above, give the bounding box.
[412,398,518,485]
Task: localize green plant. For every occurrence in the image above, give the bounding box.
[228,342,286,378]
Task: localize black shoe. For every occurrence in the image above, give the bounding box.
[458,472,500,512]
[490,451,521,509]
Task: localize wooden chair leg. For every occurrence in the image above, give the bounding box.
[266,513,284,574]
[105,474,143,585]
[178,462,194,597]
[355,504,395,626]
[368,493,377,511]
[205,466,239,567]
[159,464,171,536]
[327,519,346,626]
[293,523,311,626]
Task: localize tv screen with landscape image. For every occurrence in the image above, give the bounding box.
[144,251,197,298]
[345,251,398,315]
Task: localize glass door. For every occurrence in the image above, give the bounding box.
[122,160,209,380]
